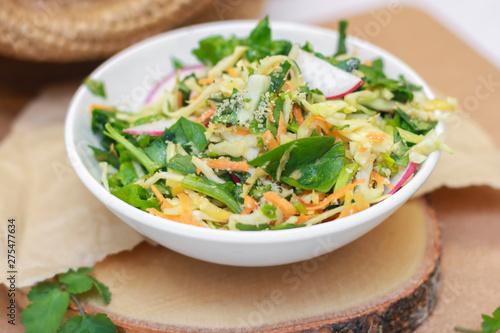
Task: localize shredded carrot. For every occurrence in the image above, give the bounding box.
[226,67,238,78]
[177,91,183,107]
[312,116,348,140]
[196,167,201,175]
[293,104,304,125]
[364,60,373,67]
[90,104,114,112]
[304,179,366,211]
[202,159,250,172]
[263,192,296,218]
[198,78,220,85]
[277,111,286,145]
[370,170,394,189]
[178,192,203,227]
[262,130,279,150]
[195,107,216,123]
[338,205,359,218]
[146,208,181,222]
[282,81,294,91]
[191,92,200,100]
[109,143,118,157]
[358,146,367,153]
[366,132,387,143]
[151,185,173,211]
[230,126,250,136]
[266,63,280,75]
[241,196,258,215]
[295,214,319,224]
[269,103,276,122]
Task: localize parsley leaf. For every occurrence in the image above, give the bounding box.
[482,307,500,333]
[91,278,112,305]
[83,78,107,98]
[21,285,70,333]
[59,267,95,294]
[57,314,117,333]
[454,306,500,333]
[21,267,116,333]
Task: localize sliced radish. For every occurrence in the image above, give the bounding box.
[123,119,177,136]
[389,162,418,195]
[144,64,206,105]
[295,49,363,99]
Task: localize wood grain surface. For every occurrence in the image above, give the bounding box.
[78,199,439,332]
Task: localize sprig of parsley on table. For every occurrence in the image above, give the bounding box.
[455,306,500,333]
[20,267,117,333]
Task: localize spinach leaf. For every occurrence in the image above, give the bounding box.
[335,20,348,56]
[166,154,197,174]
[143,117,207,167]
[111,184,160,211]
[163,117,207,153]
[281,142,346,192]
[249,136,344,191]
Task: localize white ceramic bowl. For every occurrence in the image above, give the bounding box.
[65,20,441,266]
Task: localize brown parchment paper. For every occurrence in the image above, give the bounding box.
[0,84,145,288]
[1,80,499,288]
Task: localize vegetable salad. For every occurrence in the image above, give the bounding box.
[88,18,455,231]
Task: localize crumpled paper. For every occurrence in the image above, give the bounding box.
[1,83,499,287]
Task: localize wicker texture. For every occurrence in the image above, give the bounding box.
[0,0,214,62]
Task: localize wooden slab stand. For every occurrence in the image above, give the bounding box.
[76,198,440,333]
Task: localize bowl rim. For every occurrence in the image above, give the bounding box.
[65,19,441,245]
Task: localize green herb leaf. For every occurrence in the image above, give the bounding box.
[166,154,197,174]
[21,285,70,333]
[58,267,94,294]
[160,117,208,154]
[104,123,158,174]
[114,162,139,186]
[91,278,112,305]
[84,78,107,98]
[281,142,346,192]
[111,184,160,211]
[481,306,500,333]
[269,60,292,93]
[182,174,242,213]
[89,146,121,169]
[335,20,348,56]
[57,314,117,333]
[249,136,344,191]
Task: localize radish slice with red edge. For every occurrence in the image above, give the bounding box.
[389,162,418,195]
[144,64,205,105]
[295,49,363,99]
[122,119,177,136]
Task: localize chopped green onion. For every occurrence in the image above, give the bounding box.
[261,204,277,219]
[334,162,360,192]
[293,201,308,214]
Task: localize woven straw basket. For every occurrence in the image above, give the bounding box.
[0,0,215,62]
